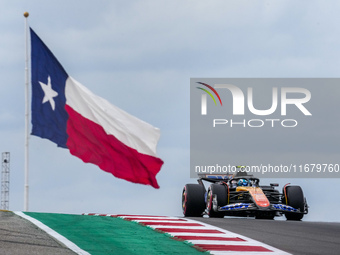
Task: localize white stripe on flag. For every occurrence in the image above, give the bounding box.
[65,77,160,157]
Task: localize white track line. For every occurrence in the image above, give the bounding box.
[15,211,90,255]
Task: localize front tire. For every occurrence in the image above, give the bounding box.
[206,184,228,218]
[182,184,206,217]
[283,185,305,221]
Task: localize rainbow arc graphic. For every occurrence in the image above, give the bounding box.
[196,82,223,106]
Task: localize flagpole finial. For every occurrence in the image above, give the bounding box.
[23,12,29,18]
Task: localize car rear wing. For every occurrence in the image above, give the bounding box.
[197,174,233,183]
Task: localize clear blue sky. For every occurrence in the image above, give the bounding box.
[1,0,340,221]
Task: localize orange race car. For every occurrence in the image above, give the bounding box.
[182,171,308,220]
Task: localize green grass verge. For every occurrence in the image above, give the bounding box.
[25,212,208,255]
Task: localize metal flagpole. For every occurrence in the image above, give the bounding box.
[24,11,29,211]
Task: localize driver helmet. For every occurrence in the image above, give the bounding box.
[237,179,248,186]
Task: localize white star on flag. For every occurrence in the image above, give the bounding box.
[39,76,58,110]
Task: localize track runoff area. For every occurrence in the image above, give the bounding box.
[15,212,289,255]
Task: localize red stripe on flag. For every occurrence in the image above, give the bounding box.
[65,105,163,189]
[174,236,246,241]
[141,222,203,226]
[156,228,224,234]
[196,244,272,252]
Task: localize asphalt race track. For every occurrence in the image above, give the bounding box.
[190,216,340,255]
[0,211,75,255]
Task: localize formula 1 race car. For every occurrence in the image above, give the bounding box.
[182,171,308,220]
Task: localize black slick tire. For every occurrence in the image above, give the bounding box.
[284,185,305,221]
[206,184,228,218]
[182,184,205,217]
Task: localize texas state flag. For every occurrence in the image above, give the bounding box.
[30,28,163,188]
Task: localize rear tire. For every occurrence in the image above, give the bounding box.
[206,184,228,218]
[283,185,305,221]
[182,184,205,217]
